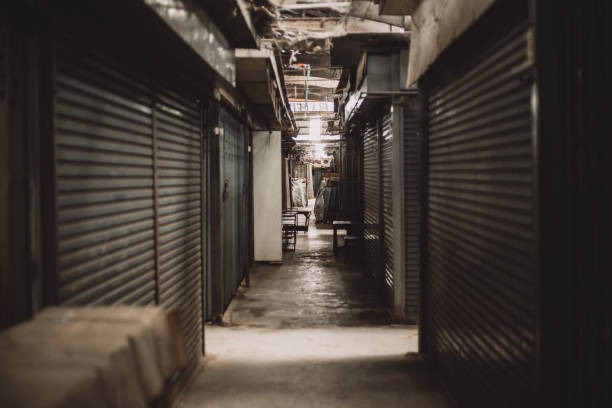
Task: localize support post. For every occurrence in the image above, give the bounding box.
[391,98,406,321]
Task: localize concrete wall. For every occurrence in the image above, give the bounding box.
[407,0,496,85]
[253,131,282,262]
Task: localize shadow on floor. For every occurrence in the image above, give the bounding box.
[183,352,452,408]
[181,219,455,407]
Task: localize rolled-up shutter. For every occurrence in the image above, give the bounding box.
[54,35,205,360]
[380,110,394,303]
[362,121,379,278]
[426,25,535,405]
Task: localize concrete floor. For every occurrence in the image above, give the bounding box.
[181,215,455,408]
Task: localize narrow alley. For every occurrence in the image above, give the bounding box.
[1,1,610,408]
[182,205,453,408]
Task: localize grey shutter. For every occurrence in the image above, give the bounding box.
[155,86,204,360]
[220,108,246,308]
[380,110,394,302]
[362,121,380,278]
[425,26,536,406]
[55,38,157,306]
[54,35,205,360]
[403,104,420,323]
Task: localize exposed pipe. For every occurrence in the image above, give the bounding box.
[304,63,311,107]
[251,5,277,19]
[279,2,352,11]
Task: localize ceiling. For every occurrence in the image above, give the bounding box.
[250,0,410,136]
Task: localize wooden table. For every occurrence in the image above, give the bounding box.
[332,220,360,253]
[283,209,311,233]
[295,210,311,233]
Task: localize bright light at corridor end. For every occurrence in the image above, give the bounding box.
[309,116,321,141]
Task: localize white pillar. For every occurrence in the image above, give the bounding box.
[253,131,282,262]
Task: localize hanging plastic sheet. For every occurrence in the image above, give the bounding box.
[306,163,315,199]
[291,178,307,208]
[314,189,326,222]
[314,185,339,223]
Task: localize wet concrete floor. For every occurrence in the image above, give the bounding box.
[181,213,455,408]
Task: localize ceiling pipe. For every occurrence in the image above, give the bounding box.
[280,2,352,10]
[304,64,311,106]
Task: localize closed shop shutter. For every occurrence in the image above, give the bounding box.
[55,38,157,307]
[380,110,394,303]
[220,108,246,308]
[362,121,379,278]
[155,87,204,360]
[403,104,420,323]
[339,127,361,222]
[426,25,535,405]
[54,35,205,360]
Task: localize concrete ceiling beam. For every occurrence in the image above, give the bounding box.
[406,0,495,85]
[279,2,352,10]
[379,0,421,15]
[271,16,405,37]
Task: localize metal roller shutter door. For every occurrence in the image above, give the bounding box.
[348,132,362,223]
[426,26,536,405]
[403,104,420,323]
[54,36,205,359]
[220,108,246,308]
[362,121,379,278]
[345,131,362,223]
[380,110,394,302]
[55,38,157,307]
[155,87,204,360]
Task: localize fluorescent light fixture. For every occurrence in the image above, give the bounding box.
[290,101,334,112]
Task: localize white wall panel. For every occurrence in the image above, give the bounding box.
[253,131,282,261]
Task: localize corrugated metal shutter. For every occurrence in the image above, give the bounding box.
[362,121,379,278]
[426,26,535,406]
[380,110,394,302]
[54,36,205,360]
[340,130,361,223]
[403,103,420,323]
[55,39,157,307]
[220,108,246,307]
[155,87,203,360]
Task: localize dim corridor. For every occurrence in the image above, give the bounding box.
[180,211,455,408]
